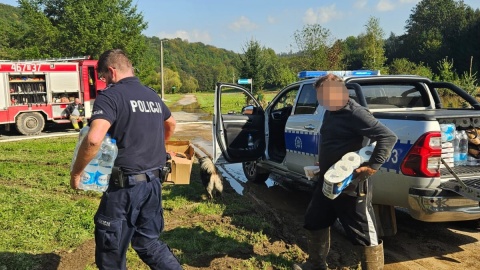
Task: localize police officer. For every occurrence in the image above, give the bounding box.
[70,49,180,270]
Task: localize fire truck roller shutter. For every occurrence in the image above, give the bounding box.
[15,112,45,136]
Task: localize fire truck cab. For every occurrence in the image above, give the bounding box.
[0,56,106,135]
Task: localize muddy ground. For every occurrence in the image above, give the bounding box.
[54,95,479,269]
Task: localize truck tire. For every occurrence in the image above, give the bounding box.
[242,160,270,183]
[16,112,45,135]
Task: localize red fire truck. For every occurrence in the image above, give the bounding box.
[0,56,106,135]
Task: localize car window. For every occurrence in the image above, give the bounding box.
[294,84,318,115]
[272,86,298,111]
[350,83,429,109]
[435,86,474,109]
[219,86,254,115]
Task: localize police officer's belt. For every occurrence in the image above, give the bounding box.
[112,167,162,188]
[113,164,172,187]
[129,170,160,181]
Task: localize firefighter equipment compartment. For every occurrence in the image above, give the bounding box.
[9,75,47,105]
[0,56,106,135]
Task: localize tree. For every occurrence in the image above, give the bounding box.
[327,39,346,70]
[361,16,386,71]
[403,0,478,73]
[341,36,364,70]
[435,57,478,96]
[238,39,266,94]
[135,39,161,90]
[275,63,297,87]
[193,64,215,92]
[460,70,478,96]
[455,11,480,76]
[16,0,62,58]
[388,58,433,78]
[0,4,25,59]
[263,48,296,88]
[293,24,332,70]
[163,68,182,94]
[153,38,238,91]
[384,32,403,65]
[180,71,199,93]
[435,57,458,82]
[18,0,147,63]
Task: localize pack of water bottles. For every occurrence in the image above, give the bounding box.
[454,129,469,166]
[440,124,456,168]
[71,126,118,192]
[440,123,469,167]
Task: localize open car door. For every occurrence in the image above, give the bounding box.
[213,82,265,164]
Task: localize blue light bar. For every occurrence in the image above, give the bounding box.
[352,70,379,76]
[298,70,380,79]
[297,71,328,78]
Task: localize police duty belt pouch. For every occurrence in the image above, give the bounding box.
[111,166,126,188]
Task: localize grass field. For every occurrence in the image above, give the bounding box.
[161,93,184,107]
[0,137,98,268]
[193,91,278,115]
[0,136,300,269]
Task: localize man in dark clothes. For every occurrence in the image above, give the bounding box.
[70,49,180,270]
[293,74,397,270]
[65,98,87,131]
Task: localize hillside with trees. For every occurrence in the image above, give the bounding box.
[142,37,239,93]
[0,3,26,59]
[0,0,479,94]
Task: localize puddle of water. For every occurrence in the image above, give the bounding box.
[170,102,212,121]
[170,100,278,195]
[218,163,276,195]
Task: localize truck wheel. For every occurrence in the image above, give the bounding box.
[16,112,45,135]
[242,160,270,183]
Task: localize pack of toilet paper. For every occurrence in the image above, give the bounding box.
[322,142,376,200]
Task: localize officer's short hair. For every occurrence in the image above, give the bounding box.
[98,49,133,76]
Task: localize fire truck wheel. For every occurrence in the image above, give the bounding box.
[16,112,45,136]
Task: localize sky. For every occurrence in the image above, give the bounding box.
[1,0,480,53]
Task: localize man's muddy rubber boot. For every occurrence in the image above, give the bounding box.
[72,121,80,131]
[292,228,330,270]
[360,240,384,270]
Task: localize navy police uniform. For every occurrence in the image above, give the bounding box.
[90,77,181,270]
[304,99,397,246]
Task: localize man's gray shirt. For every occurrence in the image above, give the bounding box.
[318,99,397,178]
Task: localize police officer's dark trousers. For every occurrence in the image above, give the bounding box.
[94,170,182,270]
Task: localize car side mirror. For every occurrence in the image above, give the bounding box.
[242,105,254,115]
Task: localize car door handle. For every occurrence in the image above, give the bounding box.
[304,124,315,130]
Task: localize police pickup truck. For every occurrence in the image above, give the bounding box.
[213,70,480,236]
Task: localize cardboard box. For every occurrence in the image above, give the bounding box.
[165,140,194,184]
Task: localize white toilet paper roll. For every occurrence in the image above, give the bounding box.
[341,152,363,168]
[333,160,355,173]
[324,168,349,184]
[358,144,375,162]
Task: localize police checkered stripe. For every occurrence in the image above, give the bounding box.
[285,129,316,136]
[286,149,317,157]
